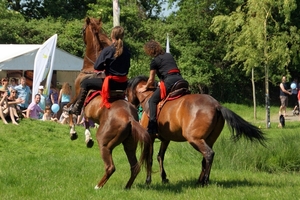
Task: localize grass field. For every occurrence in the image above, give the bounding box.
[0,104,300,200]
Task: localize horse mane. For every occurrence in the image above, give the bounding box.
[127,76,149,107]
[127,76,149,91]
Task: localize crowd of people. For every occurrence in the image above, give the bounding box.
[0,76,73,125]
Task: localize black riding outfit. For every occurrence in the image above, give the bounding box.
[148,53,185,133]
[70,44,130,115]
[81,44,131,91]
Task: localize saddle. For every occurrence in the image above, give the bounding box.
[143,80,190,119]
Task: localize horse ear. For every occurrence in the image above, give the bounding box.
[98,17,103,27]
[86,17,90,24]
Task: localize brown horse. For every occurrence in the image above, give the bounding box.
[68,18,152,189]
[126,76,266,186]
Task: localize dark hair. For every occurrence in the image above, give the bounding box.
[144,40,165,57]
[1,77,8,82]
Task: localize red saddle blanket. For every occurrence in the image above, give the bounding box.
[83,90,125,107]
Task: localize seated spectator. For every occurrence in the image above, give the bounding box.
[0,77,10,97]
[0,88,19,125]
[59,105,76,124]
[42,106,58,122]
[15,77,31,111]
[26,94,44,119]
[7,88,24,121]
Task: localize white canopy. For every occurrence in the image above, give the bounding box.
[0,44,83,71]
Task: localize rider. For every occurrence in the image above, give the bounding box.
[138,40,188,134]
[70,26,131,115]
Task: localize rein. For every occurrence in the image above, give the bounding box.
[84,55,96,65]
[139,90,153,105]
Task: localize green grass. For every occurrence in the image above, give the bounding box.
[1,105,300,200]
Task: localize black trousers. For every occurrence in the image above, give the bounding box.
[81,77,127,91]
[148,74,184,121]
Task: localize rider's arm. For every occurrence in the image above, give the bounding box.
[94,47,113,70]
[138,70,156,93]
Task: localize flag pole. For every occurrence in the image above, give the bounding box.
[166,33,170,53]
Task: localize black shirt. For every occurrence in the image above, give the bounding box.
[94,44,131,76]
[150,53,179,80]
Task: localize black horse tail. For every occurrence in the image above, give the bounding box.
[130,120,152,174]
[219,106,267,146]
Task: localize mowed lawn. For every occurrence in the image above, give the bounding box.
[0,104,300,200]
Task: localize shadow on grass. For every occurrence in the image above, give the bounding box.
[135,177,281,192]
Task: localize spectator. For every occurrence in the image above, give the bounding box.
[0,88,19,125]
[26,94,43,119]
[38,85,46,111]
[58,82,72,119]
[8,78,18,91]
[279,76,292,117]
[50,85,59,118]
[0,77,10,96]
[15,77,32,111]
[7,88,24,121]
[50,85,59,105]
[59,105,73,124]
[291,78,299,114]
[42,106,58,122]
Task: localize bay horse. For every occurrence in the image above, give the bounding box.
[126,76,266,186]
[67,18,152,189]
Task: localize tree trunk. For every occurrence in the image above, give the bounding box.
[113,0,120,27]
[252,67,257,120]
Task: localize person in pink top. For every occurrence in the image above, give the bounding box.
[26,94,44,119]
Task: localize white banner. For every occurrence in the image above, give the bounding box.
[32,34,57,99]
[166,33,170,53]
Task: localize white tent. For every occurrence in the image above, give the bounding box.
[0,44,83,71]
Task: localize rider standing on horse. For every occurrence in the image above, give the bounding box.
[70,26,131,115]
[138,40,188,134]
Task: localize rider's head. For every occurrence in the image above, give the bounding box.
[144,40,165,57]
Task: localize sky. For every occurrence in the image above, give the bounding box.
[161,2,179,17]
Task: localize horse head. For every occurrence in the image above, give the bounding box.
[127,76,157,108]
[81,17,112,71]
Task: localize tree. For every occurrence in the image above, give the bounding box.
[6,0,97,20]
[210,0,300,127]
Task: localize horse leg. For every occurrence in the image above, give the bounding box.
[69,113,78,140]
[84,118,94,148]
[122,138,139,189]
[157,140,170,184]
[94,143,116,189]
[190,139,214,186]
[145,135,155,185]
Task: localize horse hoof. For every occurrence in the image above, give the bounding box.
[70,133,78,140]
[94,185,102,190]
[162,179,169,184]
[86,139,94,148]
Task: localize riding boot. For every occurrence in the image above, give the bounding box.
[147,120,158,135]
[70,88,88,115]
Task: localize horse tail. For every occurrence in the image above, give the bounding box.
[130,120,152,174]
[219,106,267,146]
